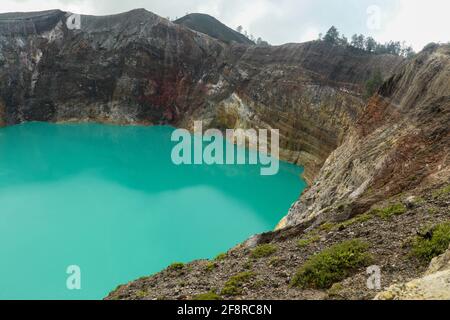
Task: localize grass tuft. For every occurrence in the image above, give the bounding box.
[192,291,222,300]
[205,262,216,272]
[291,239,372,289]
[297,235,320,248]
[221,272,255,296]
[167,262,185,271]
[214,253,227,261]
[432,185,450,199]
[250,244,277,259]
[411,222,450,263]
[371,203,407,219]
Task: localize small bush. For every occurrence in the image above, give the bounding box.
[320,222,336,232]
[432,185,450,199]
[215,253,227,261]
[411,222,450,263]
[297,235,320,248]
[221,272,255,296]
[364,70,383,99]
[250,244,277,259]
[268,256,282,267]
[192,291,222,300]
[372,203,407,219]
[337,213,373,229]
[135,290,147,298]
[291,239,372,289]
[243,260,253,270]
[205,262,216,272]
[327,283,344,297]
[167,262,185,271]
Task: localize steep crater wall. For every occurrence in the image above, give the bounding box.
[0,9,402,183]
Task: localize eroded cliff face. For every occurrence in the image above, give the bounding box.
[0,9,402,181]
[185,42,403,182]
[286,44,450,227]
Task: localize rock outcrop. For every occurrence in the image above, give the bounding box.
[376,245,450,300]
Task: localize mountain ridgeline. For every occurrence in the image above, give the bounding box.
[174,13,254,45]
[0,9,449,300]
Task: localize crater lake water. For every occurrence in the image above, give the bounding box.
[0,122,306,299]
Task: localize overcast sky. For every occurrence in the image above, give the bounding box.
[1,0,448,51]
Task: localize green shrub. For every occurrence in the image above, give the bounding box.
[411,222,450,263]
[167,262,185,271]
[297,235,320,248]
[192,291,222,300]
[320,222,336,231]
[215,253,227,261]
[432,185,450,199]
[135,290,147,298]
[372,203,407,219]
[243,260,253,270]
[250,244,277,259]
[291,239,372,289]
[221,272,255,296]
[205,262,216,272]
[364,70,383,99]
[327,283,344,297]
[268,256,281,267]
[337,213,373,229]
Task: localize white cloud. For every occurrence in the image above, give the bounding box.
[375,0,450,51]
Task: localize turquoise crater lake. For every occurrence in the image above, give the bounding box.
[0,122,306,299]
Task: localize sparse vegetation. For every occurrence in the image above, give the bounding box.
[320,26,415,57]
[365,70,384,99]
[250,244,277,259]
[291,239,372,289]
[371,203,407,219]
[167,262,185,271]
[243,260,253,270]
[192,291,222,300]
[215,253,227,261]
[411,222,450,263]
[327,283,344,297]
[205,262,216,272]
[320,222,336,232]
[297,235,320,248]
[337,213,373,229]
[268,256,282,267]
[432,185,450,199]
[221,272,255,296]
[135,290,147,298]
